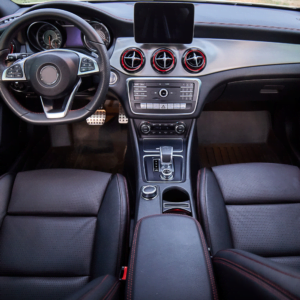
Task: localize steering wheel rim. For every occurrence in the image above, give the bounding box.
[0,8,110,125]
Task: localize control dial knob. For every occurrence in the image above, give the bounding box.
[140,122,151,134]
[159,88,168,98]
[175,122,186,134]
[142,185,157,200]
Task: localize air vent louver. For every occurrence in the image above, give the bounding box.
[152,48,176,74]
[120,48,145,73]
[182,48,206,73]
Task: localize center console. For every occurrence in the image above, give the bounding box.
[127,78,201,115]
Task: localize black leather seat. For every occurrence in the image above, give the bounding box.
[198,162,300,299]
[0,169,129,300]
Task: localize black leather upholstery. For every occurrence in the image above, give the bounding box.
[198,163,300,268]
[213,249,300,300]
[0,169,129,300]
[126,214,218,300]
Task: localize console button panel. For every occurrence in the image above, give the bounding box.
[140,121,186,135]
[127,78,201,115]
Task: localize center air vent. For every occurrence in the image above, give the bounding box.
[182,48,206,73]
[151,48,176,74]
[120,48,145,73]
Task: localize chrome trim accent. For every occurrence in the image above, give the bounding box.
[141,185,158,200]
[2,49,99,82]
[143,154,184,183]
[40,78,82,119]
[83,21,111,51]
[110,37,300,77]
[126,77,201,116]
[143,138,183,153]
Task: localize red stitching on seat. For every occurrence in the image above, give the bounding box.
[80,275,108,300]
[103,280,119,300]
[194,219,219,300]
[214,260,292,299]
[197,170,201,220]
[214,258,298,300]
[106,281,121,300]
[223,250,300,280]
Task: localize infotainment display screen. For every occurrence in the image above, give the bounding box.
[134,3,194,44]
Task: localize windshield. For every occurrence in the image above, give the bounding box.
[10,0,300,9]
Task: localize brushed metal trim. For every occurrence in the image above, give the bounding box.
[126,77,201,116]
[143,154,184,183]
[110,37,300,77]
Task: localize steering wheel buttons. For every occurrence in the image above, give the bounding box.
[6,64,23,78]
[80,58,95,72]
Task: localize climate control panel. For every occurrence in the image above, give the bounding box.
[127,78,201,115]
[140,121,186,135]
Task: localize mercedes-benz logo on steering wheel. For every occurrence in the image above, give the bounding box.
[39,65,60,86]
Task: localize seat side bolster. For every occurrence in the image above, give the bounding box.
[199,168,233,255]
[91,174,129,279]
[63,275,120,300]
[0,173,15,227]
[213,249,300,300]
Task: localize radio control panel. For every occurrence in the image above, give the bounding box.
[127,78,201,115]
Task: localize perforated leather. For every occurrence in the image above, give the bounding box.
[198,163,300,269]
[0,169,129,300]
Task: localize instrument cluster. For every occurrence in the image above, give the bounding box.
[26,20,111,51]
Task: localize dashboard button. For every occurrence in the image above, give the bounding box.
[160,104,167,109]
[174,103,180,109]
[140,103,146,109]
[147,103,153,109]
[180,103,186,109]
[167,103,174,109]
[153,103,160,109]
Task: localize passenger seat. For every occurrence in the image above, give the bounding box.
[198,163,300,299]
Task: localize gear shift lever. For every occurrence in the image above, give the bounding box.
[160,146,173,165]
[160,146,174,180]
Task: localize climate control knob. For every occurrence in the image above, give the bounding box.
[175,122,186,134]
[140,123,151,134]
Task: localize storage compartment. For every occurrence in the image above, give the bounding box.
[126,215,216,300]
[162,188,191,215]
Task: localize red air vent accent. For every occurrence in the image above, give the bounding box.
[182,48,206,73]
[120,48,145,73]
[151,48,176,74]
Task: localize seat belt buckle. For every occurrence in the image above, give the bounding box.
[119,266,128,281]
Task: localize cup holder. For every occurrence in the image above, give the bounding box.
[162,188,191,216]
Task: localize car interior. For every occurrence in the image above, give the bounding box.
[0,0,300,299]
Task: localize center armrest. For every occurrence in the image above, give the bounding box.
[126,214,218,300]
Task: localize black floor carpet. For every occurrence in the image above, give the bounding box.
[35,116,128,174]
[199,143,291,168]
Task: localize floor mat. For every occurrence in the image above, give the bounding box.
[199,143,290,168]
[36,116,128,174]
[197,111,294,168]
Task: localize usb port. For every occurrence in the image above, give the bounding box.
[153,159,159,172]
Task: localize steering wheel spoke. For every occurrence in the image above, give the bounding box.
[77,53,99,76]
[41,77,82,119]
[2,59,27,81]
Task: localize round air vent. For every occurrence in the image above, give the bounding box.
[151,48,176,74]
[120,48,145,73]
[182,48,206,73]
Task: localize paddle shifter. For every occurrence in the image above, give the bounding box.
[160,146,174,180]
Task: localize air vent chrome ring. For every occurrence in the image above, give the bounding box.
[182,48,206,73]
[120,48,145,73]
[151,48,176,74]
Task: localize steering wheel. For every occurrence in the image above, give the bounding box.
[0,9,110,124]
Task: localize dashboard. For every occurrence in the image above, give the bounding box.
[1,1,300,121]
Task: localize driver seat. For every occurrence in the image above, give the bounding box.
[0,169,129,300]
